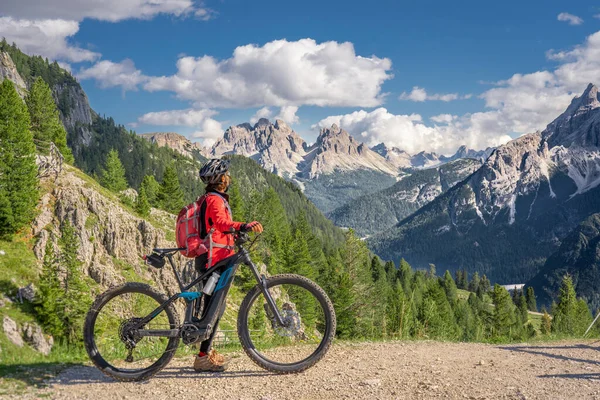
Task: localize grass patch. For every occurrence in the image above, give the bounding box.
[0,237,39,297]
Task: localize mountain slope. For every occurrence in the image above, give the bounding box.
[328,158,482,236]
[527,213,600,309]
[370,84,600,283]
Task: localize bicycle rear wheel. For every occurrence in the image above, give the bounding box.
[237,274,336,373]
[83,282,180,382]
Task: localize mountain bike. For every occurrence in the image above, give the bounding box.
[83,230,336,382]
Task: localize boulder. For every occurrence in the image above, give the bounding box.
[3,316,24,347]
[22,322,53,355]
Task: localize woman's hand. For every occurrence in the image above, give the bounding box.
[242,221,264,233]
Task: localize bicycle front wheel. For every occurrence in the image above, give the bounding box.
[83,282,180,382]
[237,274,336,373]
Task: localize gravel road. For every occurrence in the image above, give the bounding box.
[17,340,600,399]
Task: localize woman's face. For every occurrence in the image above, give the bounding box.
[221,171,231,189]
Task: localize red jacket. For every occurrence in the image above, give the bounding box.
[202,191,243,267]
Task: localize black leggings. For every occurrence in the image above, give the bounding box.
[195,256,219,354]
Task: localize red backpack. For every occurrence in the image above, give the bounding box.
[175,193,226,259]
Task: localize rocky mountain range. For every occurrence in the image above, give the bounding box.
[140,132,207,159]
[328,157,482,236]
[370,83,600,288]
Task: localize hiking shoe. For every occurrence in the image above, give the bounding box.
[193,350,228,372]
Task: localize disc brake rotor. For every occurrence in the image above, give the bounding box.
[273,303,304,338]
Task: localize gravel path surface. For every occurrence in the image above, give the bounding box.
[20,340,600,399]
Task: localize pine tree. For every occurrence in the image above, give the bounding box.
[455,270,463,290]
[518,293,529,324]
[480,275,491,293]
[442,270,458,306]
[158,165,185,213]
[135,184,151,217]
[26,77,73,163]
[540,311,552,335]
[526,286,537,312]
[100,149,128,192]
[140,175,160,207]
[228,178,244,220]
[59,220,92,343]
[552,275,578,335]
[35,238,63,337]
[492,284,520,339]
[333,270,355,338]
[0,79,39,238]
[468,272,480,293]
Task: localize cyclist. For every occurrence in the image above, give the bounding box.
[194,158,263,372]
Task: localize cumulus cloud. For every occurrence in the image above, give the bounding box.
[138,108,218,126]
[399,86,470,102]
[430,114,457,124]
[144,38,393,108]
[314,108,510,155]
[275,106,300,124]
[0,1,213,64]
[78,59,147,90]
[0,17,100,62]
[249,107,272,124]
[316,30,600,155]
[0,0,212,22]
[557,12,583,26]
[190,118,224,147]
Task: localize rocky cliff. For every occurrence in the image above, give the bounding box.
[0,52,27,98]
[32,166,184,295]
[141,132,208,159]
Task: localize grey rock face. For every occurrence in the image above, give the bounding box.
[140,132,208,159]
[32,165,183,296]
[3,316,24,347]
[17,283,36,303]
[52,83,93,148]
[0,52,26,98]
[22,322,53,355]
[212,119,307,177]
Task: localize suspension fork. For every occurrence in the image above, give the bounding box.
[241,249,286,326]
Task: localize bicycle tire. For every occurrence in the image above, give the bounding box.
[237,274,336,374]
[83,282,180,382]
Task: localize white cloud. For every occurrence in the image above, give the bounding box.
[144,38,393,108]
[399,86,470,102]
[78,59,147,90]
[595,14,600,20]
[0,0,212,22]
[249,107,272,124]
[275,106,300,125]
[314,108,510,155]
[138,108,218,126]
[316,30,600,155]
[191,118,224,147]
[430,114,457,124]
[557,12,583,26]
[0,17,100,62]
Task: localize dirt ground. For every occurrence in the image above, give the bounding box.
[11,340,600,399]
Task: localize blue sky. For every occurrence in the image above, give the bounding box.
[1,0,599,153]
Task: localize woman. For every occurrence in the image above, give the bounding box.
[194,158,263,372]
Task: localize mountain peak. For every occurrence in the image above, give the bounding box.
[254,118,271,129]
[543,83,600,148]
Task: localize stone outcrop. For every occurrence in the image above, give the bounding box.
[22,322,53,355]
[3,316,24,347]
[0,52,27,98]
[140,132,208,159]
[31,165,184,296]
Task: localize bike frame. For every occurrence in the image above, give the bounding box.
[134,241,285,340]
